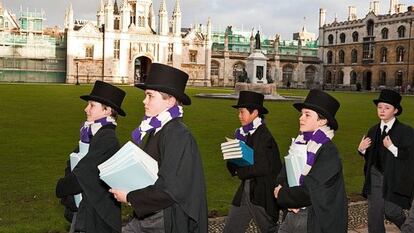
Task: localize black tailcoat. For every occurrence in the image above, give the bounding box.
[361,119,414,209]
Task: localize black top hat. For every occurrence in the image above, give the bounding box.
[80,80,126,116]
[373,89,402,116]
[232,91,269,114]
[293,89,340,130]
[135,63,191,105]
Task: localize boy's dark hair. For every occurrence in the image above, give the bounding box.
[246,107,265,120]
[317,113,331,128]
[102,104,118,120]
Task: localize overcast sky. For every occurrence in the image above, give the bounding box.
[3,0,413,40]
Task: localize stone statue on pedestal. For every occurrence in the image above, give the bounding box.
[255,30,261,50]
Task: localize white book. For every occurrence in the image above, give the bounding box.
[284,138,307,187]
[98,141,158,192]
[69,141,89,207]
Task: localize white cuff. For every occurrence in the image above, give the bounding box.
[387,144,398,157]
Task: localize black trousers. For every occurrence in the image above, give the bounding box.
[367,166,406,233]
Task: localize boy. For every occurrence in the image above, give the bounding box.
[274,89,348,233]
[358,89,414,232]
[224,91,282,233]
[56,80,126,233]
[110,63,208,233]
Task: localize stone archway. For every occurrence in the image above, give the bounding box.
[134,56,152,84]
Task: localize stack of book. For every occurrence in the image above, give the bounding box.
[98,141,158,192]
[220,138,254,167]
[284,138,307,187]
[69,141,90,207]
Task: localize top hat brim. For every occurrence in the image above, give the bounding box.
[232,103,269,114]
[373,99,402,116]
[293,102,338,131]
[80,95,126,116]
[135,83,191,105]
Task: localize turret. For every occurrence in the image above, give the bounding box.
[158,0,168,35]
[105,0,114,31]
[172,0,181,37]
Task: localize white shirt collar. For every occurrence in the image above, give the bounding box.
[380,117,396,133]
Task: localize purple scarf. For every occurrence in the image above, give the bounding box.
[234,117,263,142]
[131,105,183,145]
[294,126,334,185]
[80,117,117,143]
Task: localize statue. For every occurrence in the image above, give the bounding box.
[238,68,248,83]
[255,30,261,50]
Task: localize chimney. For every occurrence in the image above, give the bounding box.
[397,3,406,13]
[389,0,398,14]
[348,6,357,21]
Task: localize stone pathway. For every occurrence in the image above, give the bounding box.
[207,201,401,232]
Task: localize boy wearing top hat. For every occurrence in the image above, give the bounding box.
[358,89,414,232]
[223,91,282,233]
[274,89,348,233]
[110,63,208,233]
[56,81,126,233]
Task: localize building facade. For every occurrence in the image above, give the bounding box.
[65,0,212,86]
[319,0,414,91]
[210,26,321,88]
[0,2,66,82]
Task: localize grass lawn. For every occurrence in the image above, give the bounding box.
[0,84,413,233]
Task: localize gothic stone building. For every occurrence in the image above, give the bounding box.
[65,0,212,86]
[319,0,414,91]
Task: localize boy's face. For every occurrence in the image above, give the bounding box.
[84,101,111,122]
[238,108,258,126]
[377,102,398,122]
[143,89,174,117]
[299,108,327,132]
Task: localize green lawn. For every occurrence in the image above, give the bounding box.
[0,84,413,233]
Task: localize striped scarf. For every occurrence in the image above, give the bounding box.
[80,116,117,143]
[234,117,263,142]
[294,125,334,185]
[131,105,183,145]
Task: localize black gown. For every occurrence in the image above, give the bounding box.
[56,124,121,233]
[127,118,208,233]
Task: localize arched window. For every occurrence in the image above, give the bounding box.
[367,20,374,36]
[339,50,345,64]
[325,71,332,84]
[379,71,386,86]
[210,61,219,76]
[380,47,388,63]
[282,65,294,85]
[351,49,358,63]
[350,71,357,84]
[340,33,346,43]
[397,46,405,62]
[327,51,333,64]
[352,31,359,42]
[337,70,344,84]
[328,34,334,44]
[398,26,406,38]
[395,70,403,86]
[381,28,388,39]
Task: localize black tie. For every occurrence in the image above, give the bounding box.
[381,125,388,138]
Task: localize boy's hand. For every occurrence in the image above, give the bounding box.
[288,208,300,214]
[358,135,371,153]
[383,136,393,148]
[109,189,128,203]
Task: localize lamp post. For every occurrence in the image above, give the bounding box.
[75,61,80,85]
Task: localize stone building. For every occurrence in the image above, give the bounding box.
[65,0,212,86]
[0,2,66,82]
[319,0,414,91]
[210,26,321,88]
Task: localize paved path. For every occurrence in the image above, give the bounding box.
[207,201,401,233]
